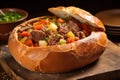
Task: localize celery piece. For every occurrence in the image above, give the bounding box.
[59,39,66,45]
[20,37,27,44]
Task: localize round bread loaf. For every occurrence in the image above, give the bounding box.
[8,6,108,73]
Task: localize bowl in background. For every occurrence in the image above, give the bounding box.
[0,8,28,43]
[95,9,120,41]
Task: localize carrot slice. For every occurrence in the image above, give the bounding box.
[25,39,33,46]
[57,18,64,23]
[33,22,43,30]
[21,31,30,37]
[81,23,90,35]
[33,20,49,30]
[67,38,75,43]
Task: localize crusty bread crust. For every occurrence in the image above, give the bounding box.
[8,6,108,73]
[48,6,105,31]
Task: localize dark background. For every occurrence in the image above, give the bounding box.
[0,0,119,19]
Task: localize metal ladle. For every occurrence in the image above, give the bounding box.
[0,9,5,16]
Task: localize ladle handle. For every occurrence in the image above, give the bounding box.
[0,9,5,16]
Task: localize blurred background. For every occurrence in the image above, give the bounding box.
[0,0,119,18]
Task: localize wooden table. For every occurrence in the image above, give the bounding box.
[0,37,120,80]
[0,41,13,80]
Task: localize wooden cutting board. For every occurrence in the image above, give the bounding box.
[0,40,120,80]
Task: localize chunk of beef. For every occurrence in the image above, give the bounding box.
[76,31,86,39]
[67,20,81,36]
[47,36,56,45]
[58,26,69,34]
[30,30,46,42]
[47,34,63,45]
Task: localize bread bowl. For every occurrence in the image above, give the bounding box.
[8,6,108,73]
